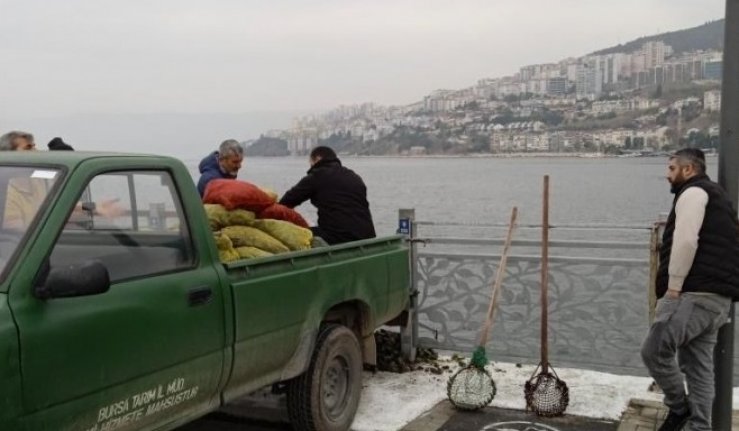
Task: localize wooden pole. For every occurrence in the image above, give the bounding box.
[478,207,518,347]
[714,1,739,426]
[541,175,550,373]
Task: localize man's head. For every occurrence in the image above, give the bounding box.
[217,139,244,177]
[48,137,74,151]
[0,131,36,151]
[309,146,337,167]
[667,148,706,193]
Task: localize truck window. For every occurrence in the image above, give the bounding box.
[0,166,60,278]
[48,170,195,282]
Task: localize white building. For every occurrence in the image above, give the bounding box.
[591,98,659,115]
[704,90,721,112]
[287,129,318,155]
[576,58,603,99]
[643,41,668,69]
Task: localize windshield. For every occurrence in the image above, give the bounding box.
[0,166,61,278]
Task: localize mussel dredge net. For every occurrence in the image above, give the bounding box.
[447,346,496,411]
[524,369,569,417]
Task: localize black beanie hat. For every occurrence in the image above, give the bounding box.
[48,137,74,151]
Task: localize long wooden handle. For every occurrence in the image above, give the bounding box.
[478,206,518,347]
[541,175,550,371]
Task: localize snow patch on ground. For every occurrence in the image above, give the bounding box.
[352,357,739,431]
[352,369,448,431]
[486,362,660,420]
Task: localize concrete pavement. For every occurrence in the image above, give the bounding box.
[175,393,739,431]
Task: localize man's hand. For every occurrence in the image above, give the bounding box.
[665,289,681,299]
[97,199,124,218]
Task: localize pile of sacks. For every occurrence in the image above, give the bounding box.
[203,179,313,263]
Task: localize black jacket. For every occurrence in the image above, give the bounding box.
[657,174,739,300]
[279,158,375,245]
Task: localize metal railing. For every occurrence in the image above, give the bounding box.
[398,209,739,378]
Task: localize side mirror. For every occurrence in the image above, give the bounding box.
[34,260,111,300]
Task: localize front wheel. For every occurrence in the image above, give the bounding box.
[287,324,363,431]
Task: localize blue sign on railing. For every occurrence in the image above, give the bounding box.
[398,218,411,235]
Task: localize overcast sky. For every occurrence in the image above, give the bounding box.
[0,0,726,155]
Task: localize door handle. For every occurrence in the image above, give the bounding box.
[188,286,213,306]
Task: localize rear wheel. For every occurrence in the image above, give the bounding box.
[287,324,363,431]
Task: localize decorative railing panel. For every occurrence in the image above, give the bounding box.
[415,252,649,375]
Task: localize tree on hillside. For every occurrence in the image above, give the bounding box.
[596,112,618,120]
[462,101,480,110]
[493,108,516,125]
[598,93,624,101]
[603,144,622,155]
[469,132,490,153]
[246,136,289,156]
[531,109,564,126]
[503,94,519,103]
[681,102,702,123]
[652,84,663,99]
[663,128,678,148]
[656,111,669,126]
[591,19,723,56]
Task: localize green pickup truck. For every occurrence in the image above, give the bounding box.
[0,152,411,431]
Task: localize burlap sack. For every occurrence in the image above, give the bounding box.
[219,248,241,263]
[203,179,276,212]
[252,219,312,251]
[258,203,310,228]
[236,246,274,259]
[259,186,279,202]
[227,209,256,226]
[213,231,234,250]
[221,225,289,254]
[205,204,229,231]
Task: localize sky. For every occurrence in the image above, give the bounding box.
[0,0,726,156]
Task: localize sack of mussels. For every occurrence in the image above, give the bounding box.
[204,185,314,262]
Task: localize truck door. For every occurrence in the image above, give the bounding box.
[9,168,225,431]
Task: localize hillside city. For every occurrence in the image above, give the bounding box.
[248,22,725,157]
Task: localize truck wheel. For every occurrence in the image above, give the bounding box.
[287,324,363,431]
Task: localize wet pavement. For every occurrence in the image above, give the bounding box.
[401,401,616,431]
[175,389,291,431]
[177,412,291,431]
[174,396,739,431]
[616,398,739,431]
[438,408,617,431]
[176,397,618,431]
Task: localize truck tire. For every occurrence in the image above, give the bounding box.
[287,324,363,431]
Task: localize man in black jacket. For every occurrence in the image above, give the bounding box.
[280,146,375,245]
[641,148,739,431]
[48,137,74,151]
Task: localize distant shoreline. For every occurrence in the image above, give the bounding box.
[349,152,620,159]
[246,152,678,159]
[244,151,720,160]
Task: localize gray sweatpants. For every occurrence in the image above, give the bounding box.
[641,293,731,431]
